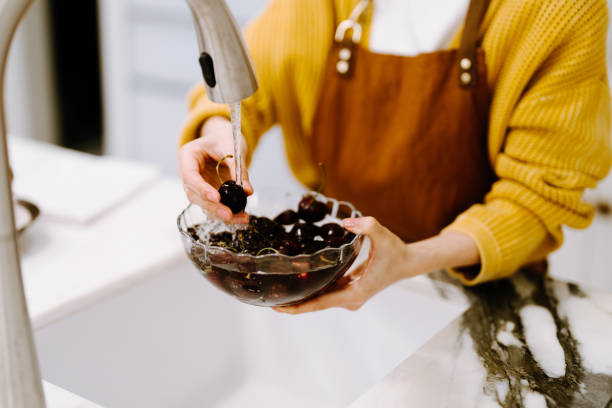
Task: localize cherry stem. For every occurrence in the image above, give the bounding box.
[256,247,280,256]
[216,154,233,185]
[316,162,326,195]
[218,241,239,253]
[320,254,337,264]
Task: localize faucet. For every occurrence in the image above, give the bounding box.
[0,0,258,406]
[187,0,258,103]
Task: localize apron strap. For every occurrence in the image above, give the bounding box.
[458,0,491,88]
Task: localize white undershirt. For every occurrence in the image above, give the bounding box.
[369,0,470,56]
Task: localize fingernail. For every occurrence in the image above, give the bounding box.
[343,218,356,228]
[207,193,219,202]
[216,208,231,221]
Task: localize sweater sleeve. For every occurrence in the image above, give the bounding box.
[178,1,287,164]
[445,0,612,285]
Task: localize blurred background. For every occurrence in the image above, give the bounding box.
[5,0,300,191]
[4,2,612,406]
[3,0,612,274]
[6,0,612,285]
[6,0,612,186]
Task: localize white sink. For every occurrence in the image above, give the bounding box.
[34,259,465,407]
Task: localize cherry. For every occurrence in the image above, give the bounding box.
[235,229,267,252]
[344,232,356,244]
[297,196,329,223]
[186,227,200,241]
[290,222,319,242]
[274,210,299,225]
[300,240,325,254]
[219,181,247,214]
[297,162,329,223]
[319,223,345,239]
[277,239,299,256]
[250,216,283,241]
[324,236,346,248]
[216,155,247,214]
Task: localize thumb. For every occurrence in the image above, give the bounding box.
[241,160,254,195]
[221,154,253,195]
[342,216,386,240]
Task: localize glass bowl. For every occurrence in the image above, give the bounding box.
[177,188,364,307]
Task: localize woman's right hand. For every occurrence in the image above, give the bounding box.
[178,116,253,224]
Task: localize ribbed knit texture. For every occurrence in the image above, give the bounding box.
[180,0,612,285]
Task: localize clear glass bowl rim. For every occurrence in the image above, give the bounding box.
[176,190,363,267]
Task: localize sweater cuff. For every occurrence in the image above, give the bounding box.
[179,89,231,147]
[442,199,549,286]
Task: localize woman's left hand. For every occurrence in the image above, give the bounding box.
[273,216,419,314]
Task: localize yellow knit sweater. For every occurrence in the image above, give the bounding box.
[180,0,612,285]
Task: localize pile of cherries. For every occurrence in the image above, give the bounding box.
[184,160,359,306]
[194,157,354,256]
[206,194,355,256]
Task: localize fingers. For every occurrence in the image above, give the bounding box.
[273,261,370,314]
[273,282,365,314]
[342,216,387,241]
[223,154,254,196]
[326,259,368,290]
[178,144,249,224]
[182,182,249,224]
[242,172,254,195]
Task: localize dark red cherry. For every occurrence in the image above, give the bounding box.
[243,233,267,252]
[290,222,319,242]
[319,223,345,239]
[343,232,356,243]
[250,216,282,240]
[300,240,325,254]
[218,180,247,214]
[215,154,247,214]
[209,231,233,246]
[297,196,329,223]
[324,236,346,248]
[277,239,299,256]
[186,227,200,241]
[274,210,299,225]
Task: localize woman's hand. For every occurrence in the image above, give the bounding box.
[178,116,253,224]
[273,217,480,314]
[274,217,418,314]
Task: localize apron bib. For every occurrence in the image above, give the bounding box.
[310,0,496,242]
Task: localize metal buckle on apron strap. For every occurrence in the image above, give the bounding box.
[335,19,363,44]
[333,0,369,77]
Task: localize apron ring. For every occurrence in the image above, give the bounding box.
[335,19,362,44]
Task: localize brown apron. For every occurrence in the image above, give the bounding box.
[311,0,496,243]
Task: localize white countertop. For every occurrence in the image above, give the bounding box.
[21,178,188,329]
[9,137,189,329]
[44,381,102,408]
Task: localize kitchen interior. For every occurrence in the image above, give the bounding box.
[3,0,612,407]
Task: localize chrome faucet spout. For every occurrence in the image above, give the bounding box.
[186,0,258,104]
[0,2,46,407]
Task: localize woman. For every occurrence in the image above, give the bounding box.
[178,0,612,313]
